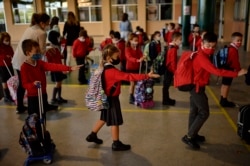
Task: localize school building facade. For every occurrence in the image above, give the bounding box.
[0,0,250,50]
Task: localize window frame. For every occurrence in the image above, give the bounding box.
[45,0,68,23]
[11,0,34,24]
[234,0,247,21]
[146,1,173,21]
[111,2,138,21]
[78,4,102,22]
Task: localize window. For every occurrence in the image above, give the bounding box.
[12,0,34,24]
[147,0,173,21]
[45,0,68,22]
[234,0,247,21]
[0,0,6,31]
[111,0,138,21]
[78,0,102,22]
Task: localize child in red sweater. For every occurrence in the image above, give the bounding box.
[86,44,159,151]
[0,32,14,102]
[220,32,243,107]
[188,24,201,51]
[100,30,115,50]
[163,32,182,105]
[113,31,126,72]
[164,22,175,46]
[21,39,81,115]
[46,30,68,104]
[125,33,145,104]
[72,29,91,84]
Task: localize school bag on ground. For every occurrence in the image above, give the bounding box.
[237,105,250,144]
[174,51,197,92]
[213,45,228,68]
[85,65,116,111]
[19,84,55,165]
[134,61,155,108]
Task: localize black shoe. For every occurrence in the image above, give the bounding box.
[129,95,134,104]
[220,100,236,108]
[182,135,200,150]
[57,97,68,104]
[47,104,58,111]
[194,134,206,143]
[163,98,176,106]
[4,97,14,103]
[112,140,131,151]
[16,106,28,114]
[86,133,103,144]
[51,99,58,105]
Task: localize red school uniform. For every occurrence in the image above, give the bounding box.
[0,44,14,67]
[192,49,238,91]
[164,30,175,45]
[103,66,149,96]
[115,39,126,61]
[72,38,89,58]
[226,43,241,71]
[188,33,201,49]
[166,44,178,73]
[45,47,63,64]
[21,60,71,97]
[125,47,143,71]
[100,38,113,50]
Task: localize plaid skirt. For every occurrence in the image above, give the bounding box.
[100,96,123,126]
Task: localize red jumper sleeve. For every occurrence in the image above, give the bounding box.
[72,40,78,57]
[112,68,149,82]
[167,48,177,73]
[40,60,71,72]
[227,47,241,71]
[125,48,139,63]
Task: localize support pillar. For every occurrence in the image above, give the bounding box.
[182,0,192,47]
[197,0,216,33]
[244,0,250,51]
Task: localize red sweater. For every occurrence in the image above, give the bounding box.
[188,33,201,49]
[164,31,175,45]
[21,60,71,96]
[115,40,126,61]
[125,47,143,71]
[45,47,63,64]
[100,38,113,50]
[192,50,238,89]
[0,44,14,66]
[72,38,88,58]
[166,45,178,73]
[226,43,241,71]
[103,67,149,96]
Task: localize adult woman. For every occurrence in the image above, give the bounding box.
[12,13,51,113]
[119,13,132,41]
[63,11,80,66]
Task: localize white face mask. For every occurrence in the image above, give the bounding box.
[112,39,118,44]
[45,25,50,31]
[3,41,9,45]
[57,37,61,43]
[79,37,85,42]
[155,36,161,41]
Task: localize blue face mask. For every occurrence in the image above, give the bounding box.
[32,54,42,60]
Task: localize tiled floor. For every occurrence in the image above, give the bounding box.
[0,48,250,166]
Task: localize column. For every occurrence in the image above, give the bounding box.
[102,0,111,36]
[182,0,192,47]
[197,0,216,32]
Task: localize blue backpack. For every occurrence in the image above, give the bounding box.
[213,45,228,68]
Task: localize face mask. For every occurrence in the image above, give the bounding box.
[112,39,118,44]
[111,57,120,65]
[44,25,50,31]
[3,41,9,45]
[202,47,215,55]
[155,36,161,41]
[32,53,42,60]
[234,43,241,48]
[79,37,85,42]
[131,42,138,48]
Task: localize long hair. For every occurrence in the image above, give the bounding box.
[66,11,78,25]
[50,16,59,29]
[101,44,120,66]
[0,32,11,45]
[126,33,138,47]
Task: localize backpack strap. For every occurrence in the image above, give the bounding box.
[101,64,118,97]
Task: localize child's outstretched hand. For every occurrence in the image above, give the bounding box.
[71,65,84,71]
[238,68,247,76]
[147,71,160,78]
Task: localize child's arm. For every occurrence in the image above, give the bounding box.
[125,48,140,63]
[167,48,178,73]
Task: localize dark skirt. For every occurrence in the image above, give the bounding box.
[50,72,67,82]
[100,96,123,126]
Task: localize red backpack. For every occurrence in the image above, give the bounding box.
[174,51,197,91]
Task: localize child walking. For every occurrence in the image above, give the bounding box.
[0,32,14,102]
[162,32,182,106]
[46,30,68,104]
[125,33,145,104]
[20,39,82,115]
[86,44,159,151]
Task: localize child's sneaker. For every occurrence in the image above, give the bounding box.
[194,134,205,143]
[51,99,58,105]
[112,140,131,151]
[182,135,200,150]
[57,97,68,104]
[86,133,103,144]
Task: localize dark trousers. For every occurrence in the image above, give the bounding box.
[76,57,87,84]
[17,70,26,110]
[28,94,49,116]
[120,60,126,72]
[188,87,210,137]
[162,69,173,101]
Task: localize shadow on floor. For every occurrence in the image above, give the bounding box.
[0,148,8,161]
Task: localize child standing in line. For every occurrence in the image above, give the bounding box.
[164,23,175,46]
[86,44,159,151]
[162,32,182,106]
[181,32,246,150]
[113,31,126,72]
[46,30,68,104]
[149,31,161,70]
[188,24,201,51]
[125,33,145,104]
[220,32,243,107]
[20,39,82,115]
[100,30,115,50]
[0,32,14,102]
[72,29,90,84]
